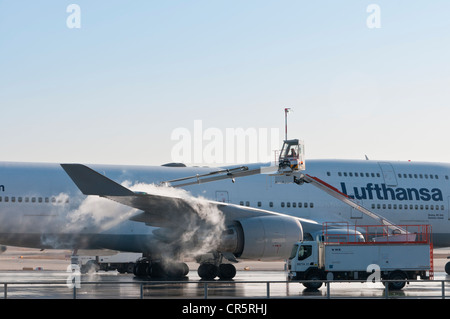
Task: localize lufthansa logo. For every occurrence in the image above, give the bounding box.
[340,182,443,202]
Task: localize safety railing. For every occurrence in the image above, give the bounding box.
[0,278,449,299]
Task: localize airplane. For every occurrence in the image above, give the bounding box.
[0,145,449,279]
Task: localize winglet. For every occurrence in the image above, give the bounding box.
[61,164,135,196]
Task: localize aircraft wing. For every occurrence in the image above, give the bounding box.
[60,164,304,228]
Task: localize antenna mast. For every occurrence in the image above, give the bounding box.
[284,108,291,141]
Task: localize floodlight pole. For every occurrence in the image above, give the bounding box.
[284,108,291,141]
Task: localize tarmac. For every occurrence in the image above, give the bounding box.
[0,246,448,300]
[0,246,449,272]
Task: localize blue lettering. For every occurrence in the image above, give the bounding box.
[419,188,431,201]
[395,188,408,201]
[354,187,366,200]
[0,185,4,192]
[340,183,354,199]
[382,184,395,200]
[432,188,443,201]
[340,183,443,202]
[407,188,420,201]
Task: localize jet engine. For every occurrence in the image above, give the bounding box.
[219,216,303,260]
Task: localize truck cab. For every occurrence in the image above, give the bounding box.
[289,241,318,272]
[278,139,305,172]
[288,241,323,289]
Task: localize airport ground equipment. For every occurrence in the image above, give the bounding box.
[78,252,190,278]
[287,224,433,290]
[78,252,142,274]
[162,139,305,188]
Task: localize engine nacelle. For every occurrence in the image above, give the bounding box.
[219,216,303,261]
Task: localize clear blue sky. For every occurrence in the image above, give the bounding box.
[1,1,450,165]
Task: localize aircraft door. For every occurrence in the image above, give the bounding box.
[215,191,229,203]
[378,162,398,187]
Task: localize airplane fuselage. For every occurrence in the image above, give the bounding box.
[0,159,449,252]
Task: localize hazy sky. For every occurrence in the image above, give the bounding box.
[1,1,450,166]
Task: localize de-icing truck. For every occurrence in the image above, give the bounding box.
[287,223,433,290]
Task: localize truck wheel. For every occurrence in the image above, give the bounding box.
[133,261,150,277]
[303,271,323,290]
[445,261,450,275]
[126,262,135,274]
[387,271,407,290]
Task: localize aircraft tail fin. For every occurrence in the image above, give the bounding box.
[61,164,134,196]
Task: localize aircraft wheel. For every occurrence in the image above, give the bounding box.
[150,262,165,278]
[166,262,189,278]
[198,263,218,280]
[218,264,236,280]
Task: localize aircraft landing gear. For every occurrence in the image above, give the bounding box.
[445,259,450,275]
[133,257,189,279]
[197,252,237,280]
[197,263,237,280]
